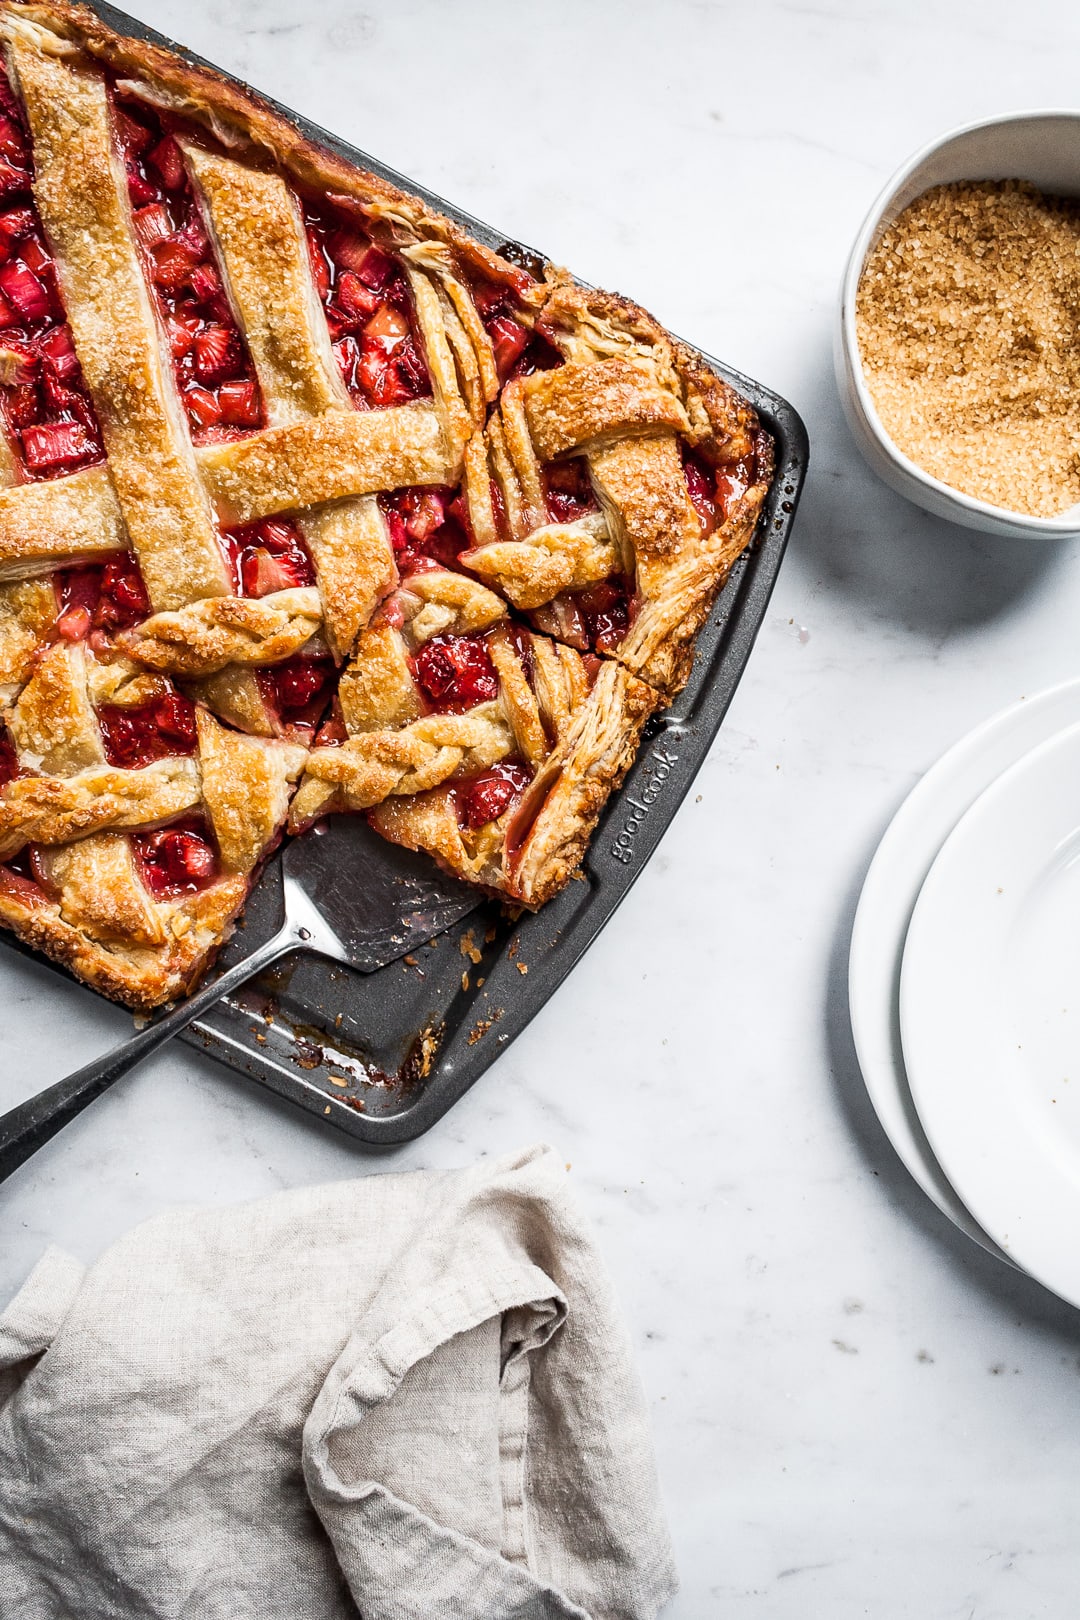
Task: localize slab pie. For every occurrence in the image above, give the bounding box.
[0,0,774,1009]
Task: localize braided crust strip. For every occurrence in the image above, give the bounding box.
[369,661,660,907]
[0,756,201,863]
[120,589,323,677]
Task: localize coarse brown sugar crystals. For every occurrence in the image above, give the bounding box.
[856,179,1080,517]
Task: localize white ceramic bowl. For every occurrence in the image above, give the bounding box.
[835,111,1080,540]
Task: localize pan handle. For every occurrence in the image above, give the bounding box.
[0,923,299,1185]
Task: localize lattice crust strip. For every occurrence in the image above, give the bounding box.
[0,2,774,1009]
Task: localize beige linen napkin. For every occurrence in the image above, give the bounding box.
[0,1143,676,1620]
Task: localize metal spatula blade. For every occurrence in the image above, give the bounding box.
[282,816,479,969]
[0,816,480,1181]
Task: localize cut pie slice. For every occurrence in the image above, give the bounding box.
[290,567,659,905]
[0,1,774,1010]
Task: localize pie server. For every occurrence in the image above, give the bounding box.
[0,817,479,1182]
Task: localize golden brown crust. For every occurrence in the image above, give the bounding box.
[195,403,452,526]
[0,754,201,861]
[0,578,55,699]
[509,661,659,906]
[0,861,248,1009]
[196,709,305,875]
[0,464,127,583]
[182,143,348,427]
[6,35,232,611]
[120,587,322,677]
[6,639,104,774]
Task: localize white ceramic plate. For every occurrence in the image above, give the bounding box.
[849,678,1080,1261]
[900,719,1080,1307]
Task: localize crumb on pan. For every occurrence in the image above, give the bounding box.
[856,180,1080,517]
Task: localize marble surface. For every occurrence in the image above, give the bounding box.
[4,1,1080,1613]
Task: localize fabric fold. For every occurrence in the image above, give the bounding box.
[0,1143,677,1620]
[0,1244,84,1408]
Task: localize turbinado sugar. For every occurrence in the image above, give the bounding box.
[856,180,1080,517]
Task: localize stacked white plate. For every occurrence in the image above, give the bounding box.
[850,678,1080,1304]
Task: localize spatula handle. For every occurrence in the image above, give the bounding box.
[0,924,297,1184]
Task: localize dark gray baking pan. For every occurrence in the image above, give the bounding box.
[0,0,810,1144]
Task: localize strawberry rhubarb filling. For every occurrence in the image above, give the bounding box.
[55,551,150,646]
[114,91,264,442]
[132,818,219,898]
[0,74,104,479]
[220,518,316,598]
[303,207,431,409]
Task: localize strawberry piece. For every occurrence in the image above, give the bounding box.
[413,634,498,713]
[218,377,261,427]
[99,699,199,771]
[149,237,200,293]
[19,236,54,282]
[148,135,185,192]
[0,259,50,322]
[193,324,240,384]
[395,339,429,396]
[543,457,595,523]
[242,548,299,596]
[132,202,174,249]
[325,228,371,274]
[173,211,210,260]
[152,690,197,746]
[575,579,631,654]
[0,208,34,258]
[0,339,36,386]
[270,657,330,714]
[37,324,79,382]
[40,368,79,414]
[488,314,528,379]
[20,420,95,472]
[136,827,217,897]
[125,162,160,208]
[335,269,378,322]
[357,344,412,408]
[165,309,200,359]
[183,384,222,430]
[528,595,589,651]
[187,261,225,312]
[459,761,531,830]
[404,490,447,542]
[0,115,26,165]
[56,604,91,642]
[232,518,314,595]
[0,293,14,330]
[4,383,37,428]
[114,107,155,157]
[0,728,18,787]
[363,303,409,351]
[94,554,150,630]
[471,282,509,319]
[0,158,29,199]
[355,245,395,291]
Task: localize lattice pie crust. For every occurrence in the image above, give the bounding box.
[0,2,774,1009]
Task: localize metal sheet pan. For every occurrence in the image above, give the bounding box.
[0,1,810,1144]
